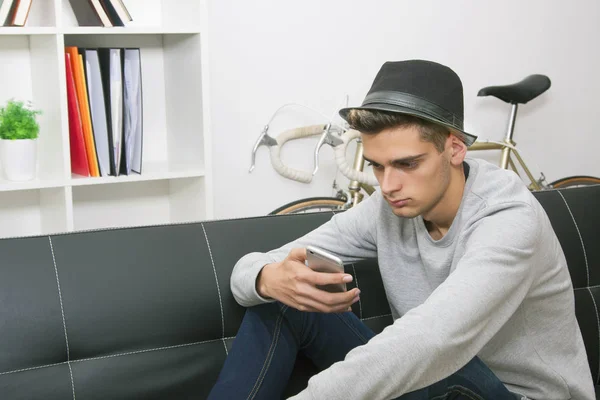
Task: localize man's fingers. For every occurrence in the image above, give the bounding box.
[289,283,360,313]
[301,283,360,308]
[300,271,361,305]
[307,269,354,287]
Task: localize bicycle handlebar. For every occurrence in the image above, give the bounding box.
[333,129,379,186]
[250,124,325,183]
[250,123,379,186]
[270,124,325,183]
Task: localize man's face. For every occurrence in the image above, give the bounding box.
[361,125,452,219]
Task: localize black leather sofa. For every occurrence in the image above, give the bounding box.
[0,185,598,399]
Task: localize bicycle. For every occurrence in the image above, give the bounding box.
[249,74,600,215]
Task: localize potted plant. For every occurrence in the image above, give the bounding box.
[0,99,42,181]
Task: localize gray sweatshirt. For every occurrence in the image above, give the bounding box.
[230,158,595,400]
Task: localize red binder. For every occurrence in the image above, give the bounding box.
[65,52,90,177]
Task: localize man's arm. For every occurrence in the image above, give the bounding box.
[230,192,381,308]
[289,202,541,400]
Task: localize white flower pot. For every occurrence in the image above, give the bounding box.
[0,138,38,181]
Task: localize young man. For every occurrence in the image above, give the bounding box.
[208,60,594,399]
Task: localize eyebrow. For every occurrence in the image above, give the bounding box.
[363,153,427,166]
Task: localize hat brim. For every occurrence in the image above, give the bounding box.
[339,104,477,147]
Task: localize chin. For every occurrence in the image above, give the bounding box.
[390,206,421,218]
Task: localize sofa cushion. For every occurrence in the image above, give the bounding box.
[0,224,228,399]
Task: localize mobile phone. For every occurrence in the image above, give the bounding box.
[306,245,347,293]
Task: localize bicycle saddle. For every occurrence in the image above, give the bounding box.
[477,74,551,104]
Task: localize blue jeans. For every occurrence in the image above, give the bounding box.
[208,302,519,399]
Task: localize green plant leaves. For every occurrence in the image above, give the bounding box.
[0,99,42,140]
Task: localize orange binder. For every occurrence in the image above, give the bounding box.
[64,52,90,177]
[65,46,100,177]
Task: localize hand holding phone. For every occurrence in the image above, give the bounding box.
[306,245,347,293]
[257,247,360,313]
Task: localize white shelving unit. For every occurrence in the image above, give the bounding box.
[0,0,213,238]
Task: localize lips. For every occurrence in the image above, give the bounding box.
[388,198,409,207]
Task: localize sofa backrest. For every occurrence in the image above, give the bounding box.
[533,186,600,386]
[0,185,598,399]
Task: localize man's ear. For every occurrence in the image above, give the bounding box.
[447,133,467,166]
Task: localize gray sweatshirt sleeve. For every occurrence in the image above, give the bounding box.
[289,202,541,399]
[230,192,381,307]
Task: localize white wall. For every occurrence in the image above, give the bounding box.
[207,0,600,219]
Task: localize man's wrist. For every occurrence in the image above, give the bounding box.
[257,262,276,299]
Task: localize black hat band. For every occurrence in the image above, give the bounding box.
[362,91,463,129]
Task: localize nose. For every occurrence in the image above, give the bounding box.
[380,168,402,197]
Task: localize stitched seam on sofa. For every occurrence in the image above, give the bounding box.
[587,288,600,385]
[361,313,392,322]
[67,363,76,400]
[532,184,600,193]
[247,306,286,400]
[350,263,363,319]
[49,236,71,360]
[72,336,239,364]
[0,206,339,242]
[49,236,76,400]
[556,191,589,286]
[200,224,226,352]
[0,336,237,376]
[575,285,600,291]
[222,338,228,356]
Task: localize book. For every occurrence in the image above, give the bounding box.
[68,0,112,27]
[65,52,91,177]
[98,48,124,176]
[122,48,143,174]
[108,0,132,23]
[83,49,111,177]
[0,0,16,26]
[99,0,123,27]
[9,0,32,26]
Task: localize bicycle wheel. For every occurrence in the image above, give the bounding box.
[549,176,600,188]
[269,197,347,215]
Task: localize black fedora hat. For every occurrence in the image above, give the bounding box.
[339,60,477,146]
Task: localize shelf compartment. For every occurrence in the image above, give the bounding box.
[0,34,69,182]
[61,0,202,31]
[72,177,207,231]
[63,33,206,176]
[0,0,59,28]
[0,187,70,239]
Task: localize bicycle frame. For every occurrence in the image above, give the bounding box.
[468,103,544,190]
[467,140,542,190]
[344,139,375,207]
